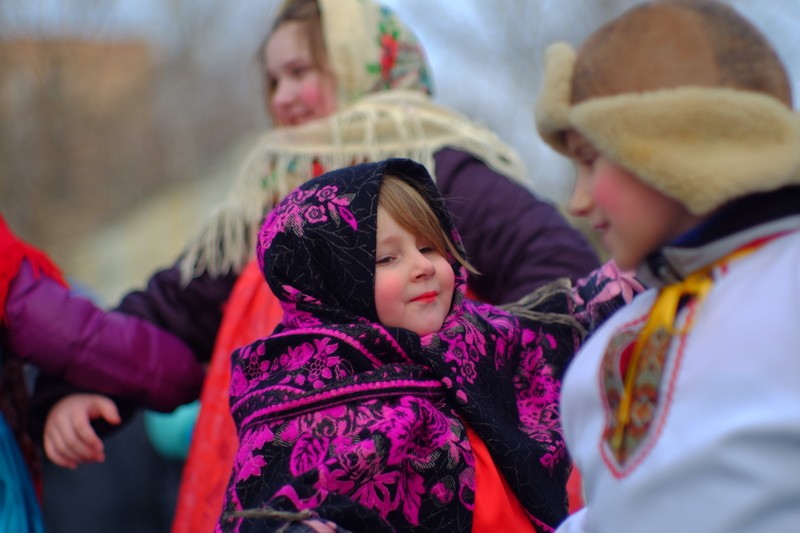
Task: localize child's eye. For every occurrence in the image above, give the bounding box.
[577,147,599,168]
[376,256,394,265]
[419,246,435,254]
[290,65,311,78]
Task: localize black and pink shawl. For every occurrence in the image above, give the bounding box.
[219,158,633,532]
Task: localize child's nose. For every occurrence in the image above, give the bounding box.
[272,79,295,107]
[568,174,593,218]
[412,252,436,279]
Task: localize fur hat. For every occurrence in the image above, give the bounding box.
[535,0,800,214]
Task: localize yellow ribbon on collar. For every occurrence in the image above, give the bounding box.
[611,238,778,451]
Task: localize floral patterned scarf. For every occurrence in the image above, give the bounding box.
[180,0,525,281]
[219,159,633,532]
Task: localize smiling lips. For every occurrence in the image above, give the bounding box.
[411,291,438,303]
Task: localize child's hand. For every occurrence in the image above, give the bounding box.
[43,393,121,469]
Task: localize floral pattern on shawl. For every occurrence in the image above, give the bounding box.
[364,6,433,94]
[320,0,433,105]
[220,158,634,532]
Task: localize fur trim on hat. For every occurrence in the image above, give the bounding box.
[574,87,800,214]
[535,42,800,215]
[534,42,575,155]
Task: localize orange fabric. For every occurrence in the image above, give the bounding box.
[567,467,585,514]
[171,260,284,533]
[468,427,537,533]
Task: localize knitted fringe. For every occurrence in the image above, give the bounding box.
[179,91,526,282]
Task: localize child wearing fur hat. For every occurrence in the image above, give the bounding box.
[534,1,800,531]
[218,158,638,533]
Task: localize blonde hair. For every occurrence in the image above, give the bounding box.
[379,175,477,274]
[258,0,330,121]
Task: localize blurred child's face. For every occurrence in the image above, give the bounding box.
[565,131,704,270]
[265,21,337,127]
[375,207,455,336]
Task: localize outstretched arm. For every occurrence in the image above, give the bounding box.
[6,261,205,412]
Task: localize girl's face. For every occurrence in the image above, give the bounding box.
[265,21,337,127]
[565,130,704,270]
[374,207,455,336]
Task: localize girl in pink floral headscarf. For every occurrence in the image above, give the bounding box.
[219,158,637,533]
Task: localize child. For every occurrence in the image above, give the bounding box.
[534,1,800,531]
[0,214,204,531]
[219,158,639,532]
[40,1,600,530]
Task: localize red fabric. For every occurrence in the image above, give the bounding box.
[468,427,538,533]
[0,215,66,501]
[0,215,66,323]
[171,260,283,533]
[567,468,585,514]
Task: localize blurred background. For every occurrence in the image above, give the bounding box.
[1,1,799,531]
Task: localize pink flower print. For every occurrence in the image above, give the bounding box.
[460,359,477,383]
[441,337,467,363]
[398,468,426,525]
[260,202,302,252]
[273,484,326,512]
[431,480,455,505]
[336,205,357,231]
[310,407,350,439]
[325,443,402,519]
[303,338,341,388]
[303,204,328,224]
[230,365,249,397]
[458,467,476,509]
[236,451,266,482]
[460,319,487,354]
[289,185,317,205]
[278,342,317,372]
[235,428,269,483]
[290,434,332,476]
[315,185,340,202]
[374,397,450,465]
[281,285,322,307]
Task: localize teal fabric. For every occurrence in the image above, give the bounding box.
[0,412,45,533]
[143,400,200,460]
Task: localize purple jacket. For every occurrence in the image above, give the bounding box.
[6,261,204,412]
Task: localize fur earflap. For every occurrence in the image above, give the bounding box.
[534,42,576,155]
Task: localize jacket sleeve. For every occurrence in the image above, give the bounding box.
[5,261,205,412]
[27,260,237,439]
[433,148,600,305]
[114,261,237,364]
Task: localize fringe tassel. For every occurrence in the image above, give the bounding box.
[179,91,527,283]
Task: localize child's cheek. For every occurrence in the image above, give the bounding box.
[300,78,334,118]
[590,169,620,213]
